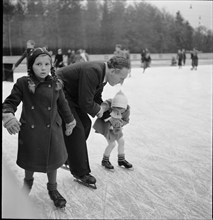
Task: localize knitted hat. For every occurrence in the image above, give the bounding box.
[28,47,51,71]
[111,90,128,109]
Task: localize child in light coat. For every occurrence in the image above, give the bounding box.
[93,91,133,170]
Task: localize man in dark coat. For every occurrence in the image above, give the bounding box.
[56,56,130,186]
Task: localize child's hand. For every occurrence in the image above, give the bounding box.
[96,106,105,118]
[109,118,123,128]
[2,113,21,135]
[65,119,76,136]
[113,127,122,134]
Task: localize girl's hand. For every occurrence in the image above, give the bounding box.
[3,113,21,135]
[65,119,76,136]
[109,117,123,128]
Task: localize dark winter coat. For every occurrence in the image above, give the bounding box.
[2,75,74,173]
[56,61,106,117]
[56,61,106,176]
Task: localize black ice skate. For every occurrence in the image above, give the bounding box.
[74,174,97,189]
[22,178,34,194]
[118,160,133,169]
[48,190,67,208]
[102,160,114,170]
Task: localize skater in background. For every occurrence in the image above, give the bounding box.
[81,49,89,62]
[114,44,125,57]
[182,49,186,65]
[54,48,64,69]
[56,56,130,188]
[171,56,177,66]
[123,48,131,77]
[176,49,183,69]
[66,49,72,65]
[142,49,151,73]
[74,49,86,63]
[190,48,201,70]
[70,50,76,64]
[2,48,76,209]
[93,91,133,170]
[12,39,35,72]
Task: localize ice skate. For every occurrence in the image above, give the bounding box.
[102,160,114,171]
[48,190,66,208]
[74,174,97,189]
[22,178,34,195]
[61,164,70,171]
[61,160,70,171]
[118,160,133,170]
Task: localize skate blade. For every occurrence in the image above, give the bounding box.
[74,179,97,189]
[118,165,134,171]
[102,166,115,172]
[60,165,70,171]
[54,206,66,212]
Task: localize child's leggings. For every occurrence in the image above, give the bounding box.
[104,137,125,157]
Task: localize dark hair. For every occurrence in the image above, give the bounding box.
[107,56,130,69]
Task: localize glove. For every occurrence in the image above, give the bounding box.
[96,106,105,118]
[65,119,76,136]
[2,113,21,135]
[113,127,122,134]
[109,117,123,128]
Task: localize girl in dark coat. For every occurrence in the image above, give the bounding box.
[2,48,76,209]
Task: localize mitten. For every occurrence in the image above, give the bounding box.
[2,113,21,135]
[109,117,123,128]
[96,106,105,118]
[65,119,76,136]
[113,127,122,134]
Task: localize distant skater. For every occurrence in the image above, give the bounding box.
[142,49,151,73]
[54,48,64,69]
[177,49,183,69]
[2,48,76,209]
[190,48,200,70]
[93,91,133,170]
[182,49,186,65]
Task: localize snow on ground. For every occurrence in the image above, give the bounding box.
[2,64,212,219]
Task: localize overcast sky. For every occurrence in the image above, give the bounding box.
[127,0,212,31]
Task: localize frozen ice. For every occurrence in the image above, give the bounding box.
[2,64,212,219]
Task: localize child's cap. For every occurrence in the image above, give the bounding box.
[28,47,51,71]
[111,90,128,109]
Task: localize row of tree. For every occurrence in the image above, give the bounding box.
[3,0,213,55]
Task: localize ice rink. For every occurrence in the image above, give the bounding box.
[2,64,212,219]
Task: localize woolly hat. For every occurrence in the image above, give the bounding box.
[111,90,128,109]
[28,47,51,71]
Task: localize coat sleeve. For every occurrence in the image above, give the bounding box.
[57,89,75,123]
[78,69,101,117]
[2,78,23,114]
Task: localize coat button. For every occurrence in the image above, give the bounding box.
[31,106,34,110]
[47,107,51,110]
[47,124,50,128]
[31,125,35,128]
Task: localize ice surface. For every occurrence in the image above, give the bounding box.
[2,65,212,219]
